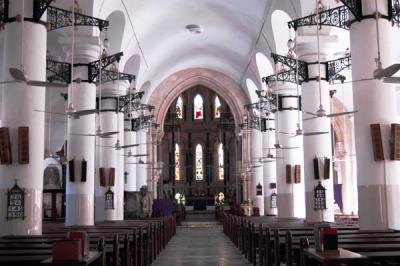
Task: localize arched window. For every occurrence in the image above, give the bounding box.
[175,143,180,180]
[195,144,203,180]
[218,143,224,180]
[194,94,204,120]
[214,96,222,118]
[176,96,183,119]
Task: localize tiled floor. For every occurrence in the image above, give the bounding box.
[153,226,251,266]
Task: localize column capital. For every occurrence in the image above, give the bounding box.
[59,35,101,64]
[99,80,130,97]
[296,34,338,62]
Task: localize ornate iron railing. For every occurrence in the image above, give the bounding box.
[325,55,351,81]
[288,5,350,31]
[86,52,123,83]
[46,58,71,84]
[33,0,53,22]
[271,53,308,81]
[241,116,262,131]
[47,5,109,31]
[118,92,145,112]
[262,70,301,85]
[340,0,363,21]
[100,69,135,84]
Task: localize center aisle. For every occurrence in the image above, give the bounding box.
[153,225,251,266]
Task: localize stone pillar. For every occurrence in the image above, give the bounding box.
[136,130,148,190]
[272,81,306,218]
[262,116,278,215]
[116,111,125,220]
[95,98,118,221]
[94,81,128,222]
[297,35,335,223]
[250,129,264,215]
[63,36,99,226]
[124,121,137,192]
[350,0,399,230]
[0,0,47,236]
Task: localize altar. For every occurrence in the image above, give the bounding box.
[185,196,214,211]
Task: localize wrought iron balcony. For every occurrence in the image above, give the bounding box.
[100,69,135,84]
[262,70,301,85]
[271,53,308,81]
[46,58,71,84]
[325,55,351,81]
[340,0,362,21]
[288,5,350,31]
[47,5,109,31]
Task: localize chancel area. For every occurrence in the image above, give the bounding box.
[1,0,400,265]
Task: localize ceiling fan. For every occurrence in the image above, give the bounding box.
[71,130,119,138]
[99,141,140,150]
[0,67,68,88]
[34,108,99,119]
[121,152,149,157]
[0,0,68,88]
[371,0,400,83]
[127,159,153,165]
[303,2,357,121]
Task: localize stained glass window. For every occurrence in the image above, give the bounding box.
[195,144,203,180]
[175,143,180,180]
[215,96,221,118]
[218,143,224,180]
[194,94,204,120]
[176,96,183,119]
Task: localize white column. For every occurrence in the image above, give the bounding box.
[124,122,137,191]
[262,116,277,215]
[116,111,125,220]
[273,82,306,219]
[350,0,399,230]
[136,130,148,190]
[63,36,99,226]
[95,98,118,221]
[250,129,264,215]
[298,36,335,223]
[0,0,46,236]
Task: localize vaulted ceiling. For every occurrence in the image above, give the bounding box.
[46,0,308,103]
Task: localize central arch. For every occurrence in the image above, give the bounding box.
[147,68,249,130]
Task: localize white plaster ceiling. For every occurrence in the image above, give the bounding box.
[44,0,322,102]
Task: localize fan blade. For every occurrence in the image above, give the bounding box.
[378,64,400,78]
[251,165,262,168]
[280,147,299,150]
[100,131,119,137]
[73,109,99,116]
[9,68,27,82]
[306,112,318,116]
[260,160,274,163]
[279,131,295,135]
[303,116,319,121]
[120,144,140,149]
[27,80,68,88]
[303,131,329,136]
[131,154,149,157]
[72,133,97,137]
[33,109,67,116]
[383,77,400,84]
[327,111,358,118]
[0,80,19,84]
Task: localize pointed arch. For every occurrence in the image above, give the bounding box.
[195,144,203,180]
